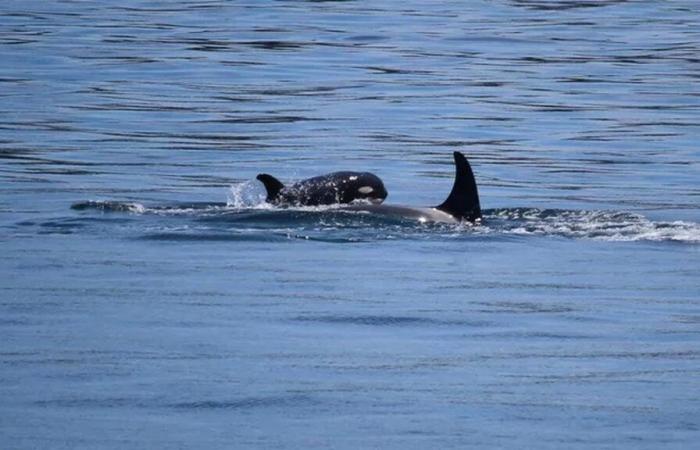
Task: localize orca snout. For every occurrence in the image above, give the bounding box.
[375,182,388,201]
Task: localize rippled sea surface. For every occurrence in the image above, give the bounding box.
[2,1,699,448]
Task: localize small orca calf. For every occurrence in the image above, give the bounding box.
[342,151,482,223]
[256,171,388,206]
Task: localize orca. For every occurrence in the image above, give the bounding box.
[257,171,388,206]
[71,153,480,225]
[340,151,482,224]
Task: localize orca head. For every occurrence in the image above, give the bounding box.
[341,172,388,204]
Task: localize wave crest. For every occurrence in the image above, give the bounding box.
[481,208,700,243]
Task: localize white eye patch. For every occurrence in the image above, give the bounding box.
[358,186,374,194]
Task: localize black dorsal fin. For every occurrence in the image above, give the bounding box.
[435,152,482,222]
[256,174,285,202]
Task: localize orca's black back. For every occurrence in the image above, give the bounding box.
[256,171,387,206]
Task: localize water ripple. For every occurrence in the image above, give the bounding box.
[64,201,700,243]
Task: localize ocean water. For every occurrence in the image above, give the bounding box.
[1,1,699,448]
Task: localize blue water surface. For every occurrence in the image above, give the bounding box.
[1,1,699,448]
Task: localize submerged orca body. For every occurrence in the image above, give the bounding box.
[342,151,482,223]
[256,171,388,206]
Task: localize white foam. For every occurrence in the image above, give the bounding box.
[128,203,147,214]
[481,209,700,243]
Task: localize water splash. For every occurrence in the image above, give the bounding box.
[226,181,267,208]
